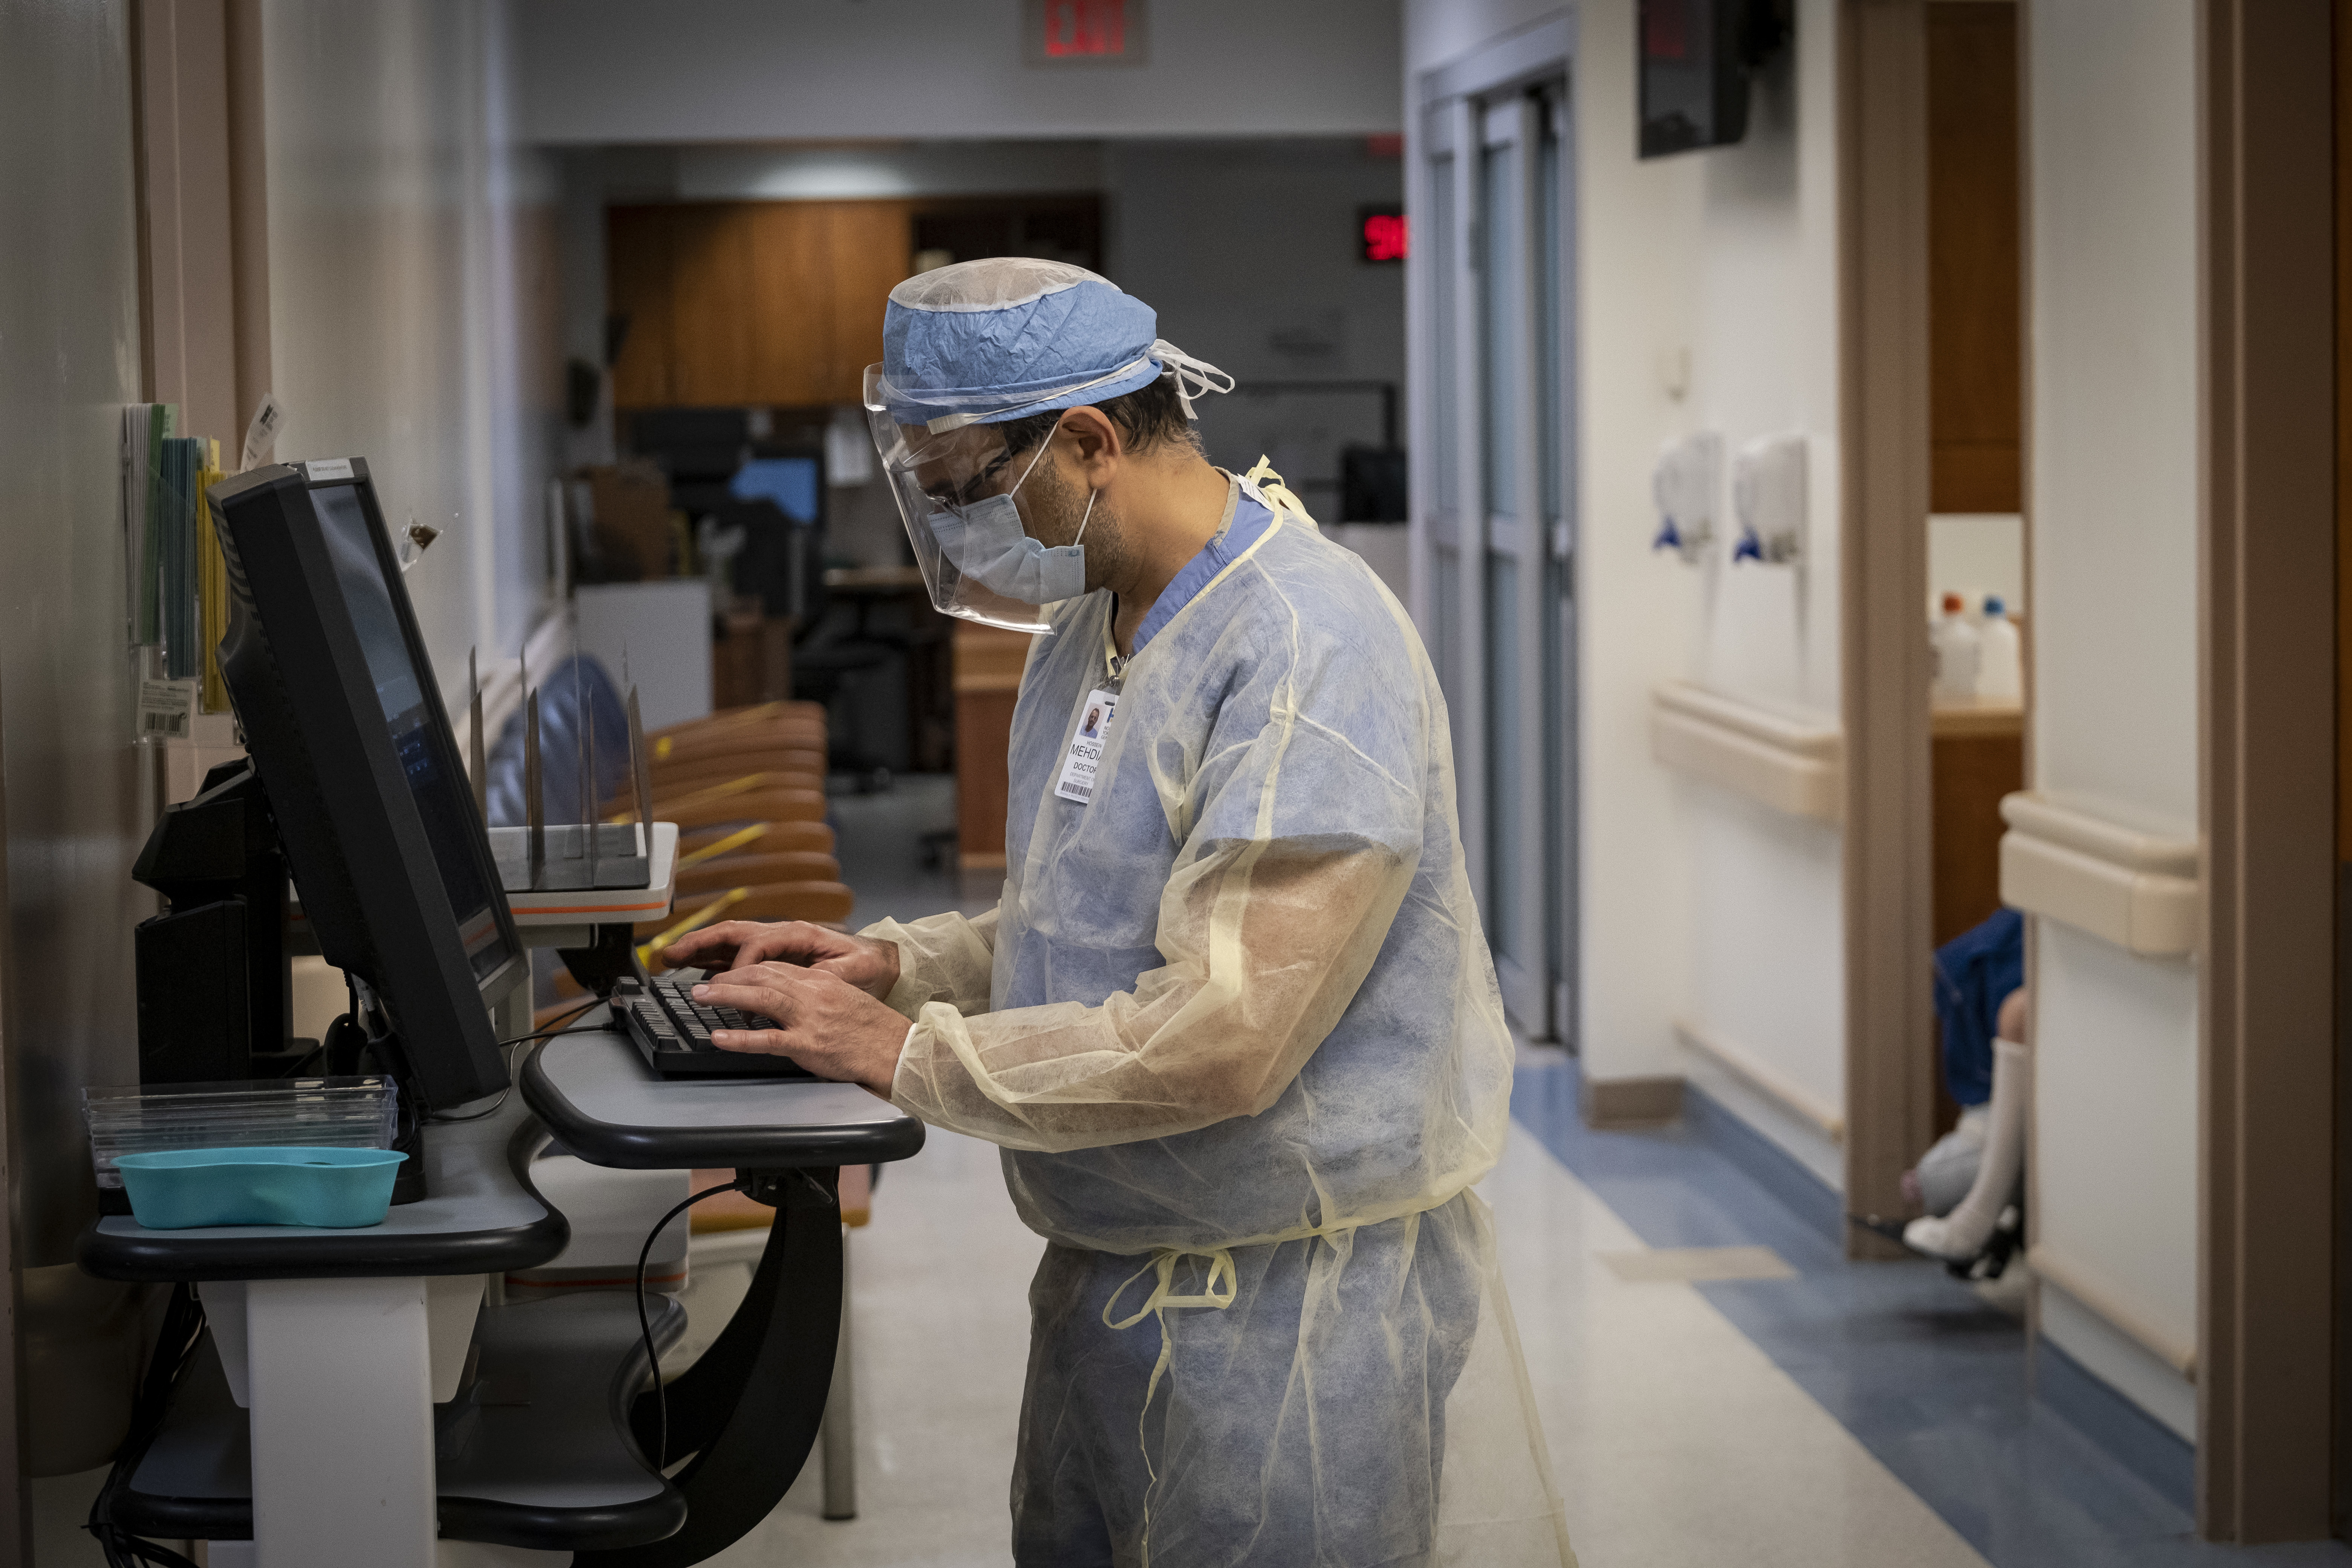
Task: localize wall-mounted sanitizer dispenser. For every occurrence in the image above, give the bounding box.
[1651,431,1722,565]
[1732,435,1807,566]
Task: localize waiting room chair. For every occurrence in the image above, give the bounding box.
[675,850,842,899]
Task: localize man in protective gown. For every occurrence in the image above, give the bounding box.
[671,258,1576,1568]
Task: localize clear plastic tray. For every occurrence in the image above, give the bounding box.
[82,1077,398,1191]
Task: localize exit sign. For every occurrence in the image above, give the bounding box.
[1027,0,1146,65]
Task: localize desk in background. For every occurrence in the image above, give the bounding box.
[952,622,1029,871]
[1931,696,2025,946]
[798,566,951,776]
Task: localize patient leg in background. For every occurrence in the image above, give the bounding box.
[1905,988,2028,1262]
[1905,1106,1988,1217]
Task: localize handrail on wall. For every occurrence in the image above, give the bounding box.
[1998,791,2199,958]
[1649,681,1844,823]
[1672,1016,1845,1143]
[2027,1243,2198,1382]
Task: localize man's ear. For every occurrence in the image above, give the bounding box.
[1056,405,1123,478]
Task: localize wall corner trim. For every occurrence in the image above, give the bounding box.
[1996,791,2199,957]
[2029,1243,2199,1383]
[1673,1016,1846,1144]
[1649,681,1845,822]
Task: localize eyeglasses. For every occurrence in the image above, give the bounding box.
[920,435,1051,517]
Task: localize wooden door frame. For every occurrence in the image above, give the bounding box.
[1839,0,1938,1256]
[2196,0,2335,1541]
[1847,0,2342,1535]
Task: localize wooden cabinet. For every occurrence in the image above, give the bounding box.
[606,205,677,409]
[1926,2,2021,514]
[1930,701,2024,947]
[607,200,915,410]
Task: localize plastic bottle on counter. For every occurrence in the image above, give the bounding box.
[1930,592,1981,701]
[1977,594,2021,702]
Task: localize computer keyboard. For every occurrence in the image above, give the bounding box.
[612,974,814,1080]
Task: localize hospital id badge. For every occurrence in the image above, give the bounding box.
[1055,688,1119,804]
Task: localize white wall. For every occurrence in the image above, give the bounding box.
[2026,0,2200,1439]
[1407,0,1845,1183]
[262,0,561,698]
[0,0,153,1276]
[2,3,184,1543]
[1928,513,2026,620]
[515,0,1401,144]
[1109,139,1406,492]
[1675,0,1844,1176]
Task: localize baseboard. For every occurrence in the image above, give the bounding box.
[2035,1330,2195,1514]
[1681,1080,1847,1245]
[1674,1029,1847,1194]
[1580,1073,1684,1128]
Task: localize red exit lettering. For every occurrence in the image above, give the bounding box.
[1043,0,1128,58]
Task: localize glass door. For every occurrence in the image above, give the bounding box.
[1419,66,1575,1042]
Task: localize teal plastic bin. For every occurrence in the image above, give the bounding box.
[114,1147,409,1230]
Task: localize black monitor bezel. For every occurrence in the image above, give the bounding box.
[1637,0,1768,160]
[208,458,522,1110]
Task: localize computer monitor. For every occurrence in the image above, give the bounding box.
[729,455,821,526]
[207,458,524,1110]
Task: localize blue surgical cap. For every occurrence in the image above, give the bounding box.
[879,259,1164,428]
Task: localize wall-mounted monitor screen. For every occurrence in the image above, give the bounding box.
[1638,0,1790,160]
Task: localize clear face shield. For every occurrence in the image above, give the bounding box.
[864,366,1090,635]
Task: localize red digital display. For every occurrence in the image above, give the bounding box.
[1042,0,1129,58]
[1644,0,1692,60]
[1360,210,1408,263]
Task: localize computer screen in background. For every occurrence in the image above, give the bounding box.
[729,456,822,525]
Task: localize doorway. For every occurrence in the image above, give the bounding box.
[1415,19,1578,1043]
[1922,2,2026,1149]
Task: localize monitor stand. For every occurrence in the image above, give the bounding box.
[132,760,301,1084]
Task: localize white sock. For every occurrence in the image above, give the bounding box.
[1905,1037,2028,1261]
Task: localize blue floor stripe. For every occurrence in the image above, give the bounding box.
[1510,1049,2352,1566]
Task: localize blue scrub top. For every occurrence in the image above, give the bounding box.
[1125,479,1277,657]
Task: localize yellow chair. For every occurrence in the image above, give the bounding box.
[676,820,837,860]
[675,850,842,898]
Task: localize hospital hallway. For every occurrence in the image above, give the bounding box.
[694,1042,2351,1568]
[11,0,2352,1560]
[664,781,2352,1568]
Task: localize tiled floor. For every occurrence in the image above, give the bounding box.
[1509,1048,2352,1568]
[691,1107,1994,1566]
[696,1125,1036,1567]
[684,776,2352,1566]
